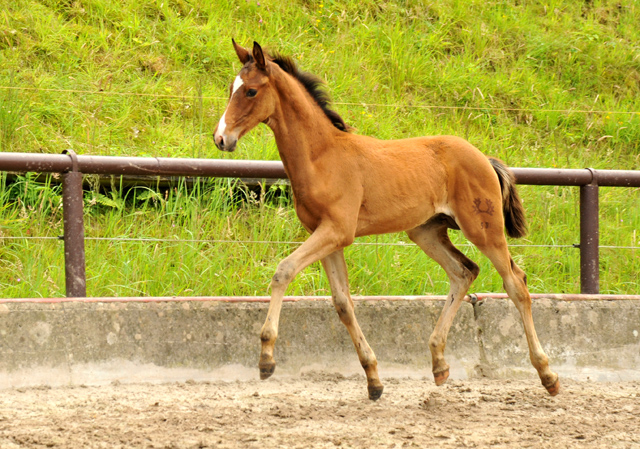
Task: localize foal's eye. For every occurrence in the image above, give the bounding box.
[246,89,258,98]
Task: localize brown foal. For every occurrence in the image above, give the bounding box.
[214,40,559,400]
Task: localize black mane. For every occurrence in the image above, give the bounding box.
[270,53,349,132]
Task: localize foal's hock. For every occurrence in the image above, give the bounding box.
[214,40,559,400]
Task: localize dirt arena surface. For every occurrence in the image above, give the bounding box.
[1,373,639,449]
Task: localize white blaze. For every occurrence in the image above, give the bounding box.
[217,112,227,135]
[232,75,244,95]
[216,76,244,139]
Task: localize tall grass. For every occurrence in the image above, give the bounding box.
[1,174,637,297]
[1,0,639,297]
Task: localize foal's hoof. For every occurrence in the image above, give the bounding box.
[259,362,276,380]
[544,376,560,396]
[368,384,384,401]
[434,368,450,386]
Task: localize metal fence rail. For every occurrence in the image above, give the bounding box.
[1,151,639,297]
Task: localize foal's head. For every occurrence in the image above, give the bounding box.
[214,40,276,152]
[214,40,348,152]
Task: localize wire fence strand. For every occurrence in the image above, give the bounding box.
[0,236,637,250]
[1,85,638,116]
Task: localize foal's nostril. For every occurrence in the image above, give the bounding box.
[216,135,225,150]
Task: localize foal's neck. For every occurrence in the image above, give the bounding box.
[267,70,341,180]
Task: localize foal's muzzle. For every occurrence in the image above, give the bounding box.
[214,132,238,153]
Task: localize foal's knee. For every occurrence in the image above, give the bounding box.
[332,293,354,326]
[271,259,295,289]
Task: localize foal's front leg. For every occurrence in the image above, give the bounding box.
[321,250,384,400]
[259,225,344,380]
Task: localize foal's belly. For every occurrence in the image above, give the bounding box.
[354,201,440,237]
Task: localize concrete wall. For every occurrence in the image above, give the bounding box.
[1,298,639,388]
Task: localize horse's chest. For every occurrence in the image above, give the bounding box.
[291,191,323,232]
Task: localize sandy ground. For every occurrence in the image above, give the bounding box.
[0,373,639,449]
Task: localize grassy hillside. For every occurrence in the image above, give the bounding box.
[1,0,639,297]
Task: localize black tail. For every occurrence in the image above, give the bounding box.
[489,158,527,238]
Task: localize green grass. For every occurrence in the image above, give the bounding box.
[1,0,639,297]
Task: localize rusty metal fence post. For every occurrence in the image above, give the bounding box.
[579,169,599,294]
[61,150,86,297]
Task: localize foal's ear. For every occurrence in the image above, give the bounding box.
[253,41,268,71]
[232,38,251,64]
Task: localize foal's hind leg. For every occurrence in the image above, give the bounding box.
[475,238,559,396]
[406,215,479,386]
[321,250,384,400]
